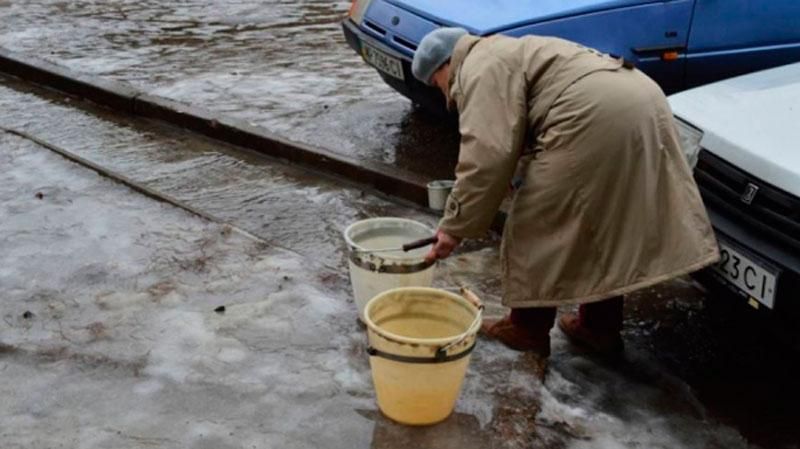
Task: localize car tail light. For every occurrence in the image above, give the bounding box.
[675,118,704,169]
[349,0,373,25]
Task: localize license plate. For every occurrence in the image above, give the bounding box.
[362,43,404,80]
[711,238,778,309]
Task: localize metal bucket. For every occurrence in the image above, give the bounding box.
[426,180,454,210]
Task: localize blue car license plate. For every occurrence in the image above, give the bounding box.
[362,43,404,81]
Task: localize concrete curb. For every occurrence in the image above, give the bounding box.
[0,47,429,205]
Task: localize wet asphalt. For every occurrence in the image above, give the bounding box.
[1,1,800,447]
[2,68,800,449]
[0,0,461,180]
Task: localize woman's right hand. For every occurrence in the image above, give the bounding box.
[425,229,462,264]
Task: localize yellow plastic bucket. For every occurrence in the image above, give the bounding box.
[364,287,483,425]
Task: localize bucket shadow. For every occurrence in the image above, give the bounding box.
[357,409,491,449]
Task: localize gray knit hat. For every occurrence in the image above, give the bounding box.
[412,27,469,85]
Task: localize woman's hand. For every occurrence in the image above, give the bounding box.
[425,229,462,263]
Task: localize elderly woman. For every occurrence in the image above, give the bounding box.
[414,28,719,358]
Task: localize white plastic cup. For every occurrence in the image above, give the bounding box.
[427,180,454,210]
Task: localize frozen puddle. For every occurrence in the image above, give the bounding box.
[1,131,753,448]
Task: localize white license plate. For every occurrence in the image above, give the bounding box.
[711,238,778,309]
[362,43,404,80]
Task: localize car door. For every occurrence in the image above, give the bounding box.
[508,0,695,94]
[685,0,800,88]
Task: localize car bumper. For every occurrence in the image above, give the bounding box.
[696,195,800,321]
[341,19,446,114]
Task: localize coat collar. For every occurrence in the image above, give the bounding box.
[447,35,482,109]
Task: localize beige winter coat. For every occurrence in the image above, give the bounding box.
[439,35,719,307]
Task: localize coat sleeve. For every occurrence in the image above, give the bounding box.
[439,56,528,238]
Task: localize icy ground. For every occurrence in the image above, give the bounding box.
[0,77,760,448]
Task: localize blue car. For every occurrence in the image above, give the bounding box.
[342,0,800,111]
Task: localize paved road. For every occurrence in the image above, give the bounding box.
[1,0,800,446]
[3,71,799,449]
[0,0,461,180]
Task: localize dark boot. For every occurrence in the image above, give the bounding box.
[480,307,556,357]
[558,296,624,355]
[481,316,550,355]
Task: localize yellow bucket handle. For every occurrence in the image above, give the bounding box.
[436,287,484,356]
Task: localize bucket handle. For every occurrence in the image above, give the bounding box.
[459,287,483,310]
[436,287,484,356]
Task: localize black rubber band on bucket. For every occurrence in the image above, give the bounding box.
[349,253,434,274]
[366,342,476,364]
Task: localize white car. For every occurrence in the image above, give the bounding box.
[669,62,800,318]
